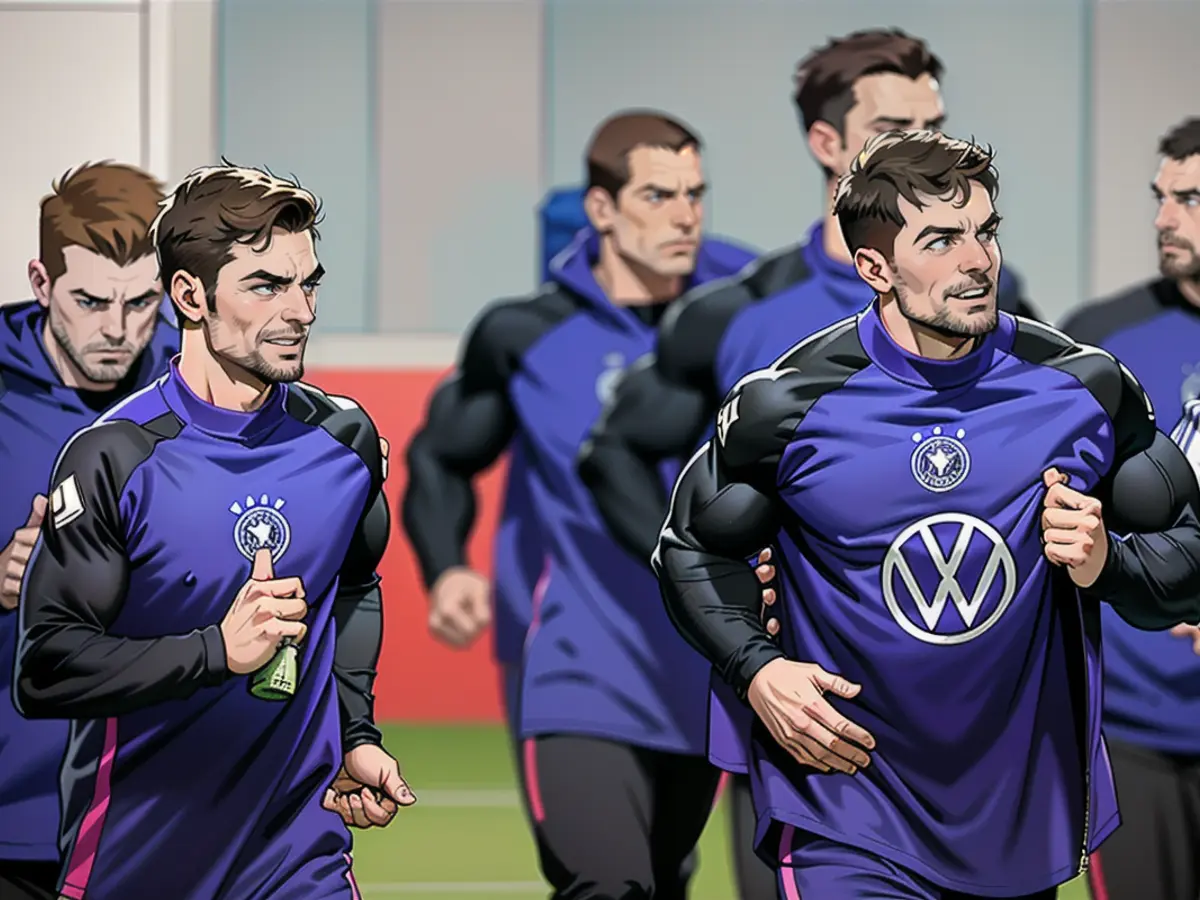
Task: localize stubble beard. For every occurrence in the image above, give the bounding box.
[49,315,136,384]
[893,270,998,340]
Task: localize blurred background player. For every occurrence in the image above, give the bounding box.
[401,110,753,899]
[1059,116,1200,900]
[14,163,411,900]
[579,29,1038,896]
[0,162,177,900]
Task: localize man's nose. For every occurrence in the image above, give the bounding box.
[281,285,316,325]
[98,307,127,341]
[671,198,699,230]
[1155,200,1179,233]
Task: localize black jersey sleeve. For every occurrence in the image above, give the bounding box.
[401,302,524,588]
[579,282,755,563]
[288,384,390,751]
[15,423,229,719]
[652,369,811,697]
[1079,361,1200,628]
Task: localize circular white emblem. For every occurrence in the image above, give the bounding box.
[232,500,291,563]
[910,426,970,493]
[881,512,1016,645]
[595,352,625,404]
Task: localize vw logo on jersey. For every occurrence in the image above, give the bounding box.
[881,512,1017,645]
[1181,363,1200,406]
[229,494,291,563]
[595,352,626,404]
[910,426,970,493]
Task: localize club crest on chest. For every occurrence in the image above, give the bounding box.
[230,494,291,563]
[594,352,626,404]
[909,426,970,493]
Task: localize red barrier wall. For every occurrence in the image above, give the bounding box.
[307,368,507,723]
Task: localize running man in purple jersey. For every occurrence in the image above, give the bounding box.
[14,164,414,900]
[654,130,1200,899]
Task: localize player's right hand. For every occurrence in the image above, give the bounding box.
[221,548,308,675]
[1171,623,1200,655]
[747,658,875,776]
[428,566,492,647]
[0,494,47,611]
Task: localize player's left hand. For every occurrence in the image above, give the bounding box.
[1041,468,1109,588]
[1170,623,1200,655]
[323,743,416,829]
[379,437,390,481]
[755,547,780,637]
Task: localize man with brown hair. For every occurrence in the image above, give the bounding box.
[0,161,178,900]
[14,163,412,900]
[653,128,1200,899]
[401,110,757,898]
[579,30,1039,896]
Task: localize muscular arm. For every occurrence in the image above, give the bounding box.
[579,355,710,563]
[401,306,519,588]
[652,371,804,697]
[579,285,750,564]
[329,402,390,752]
[15,426,228,719]
[1084,366,1200,628]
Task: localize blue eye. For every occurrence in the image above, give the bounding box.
[980,230,998,244]
[927,237,951,251]
[127,297,152,309]
[251,284,277,296]
[76,298,101,310]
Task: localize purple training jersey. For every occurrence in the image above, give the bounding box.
[14,363,389,899]
[655,305,1200,896]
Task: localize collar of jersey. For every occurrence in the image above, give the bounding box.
[857,300,1015,390]
[159,359,290,444]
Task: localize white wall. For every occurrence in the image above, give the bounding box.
[0,1,143,304]
[0,0,215,307]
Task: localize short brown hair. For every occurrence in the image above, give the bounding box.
[586,110,702,199]
[833,130,998,258]
[39,161,165,284]
[1160,117,1200,161]
[793,29,943,137]
[151,162,322,312]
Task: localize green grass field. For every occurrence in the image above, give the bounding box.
[351,725,1091,899]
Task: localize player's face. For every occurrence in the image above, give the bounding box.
[858,182,1002,338]
[597,145,706,278]
[816,73,945,177]
[206,228,320,384]
[1154,154,1200,281]
[33,246,162,384]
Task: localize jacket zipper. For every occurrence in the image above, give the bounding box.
[1078,768,1090,875]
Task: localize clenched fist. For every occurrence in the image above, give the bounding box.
[220,548,308,674]
[428,567,492,647]
[0,495,47,611]
[1041,468,1109,588]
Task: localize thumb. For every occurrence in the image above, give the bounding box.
[813,667,861,698]
[251,547,274,581]
[1171,623,1198,637]
[381,764,416,806]
[1042,468,1068,489]
[28,494,47,526]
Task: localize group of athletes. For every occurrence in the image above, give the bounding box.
[403,26,1200,900]
[0,22,1199,900]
